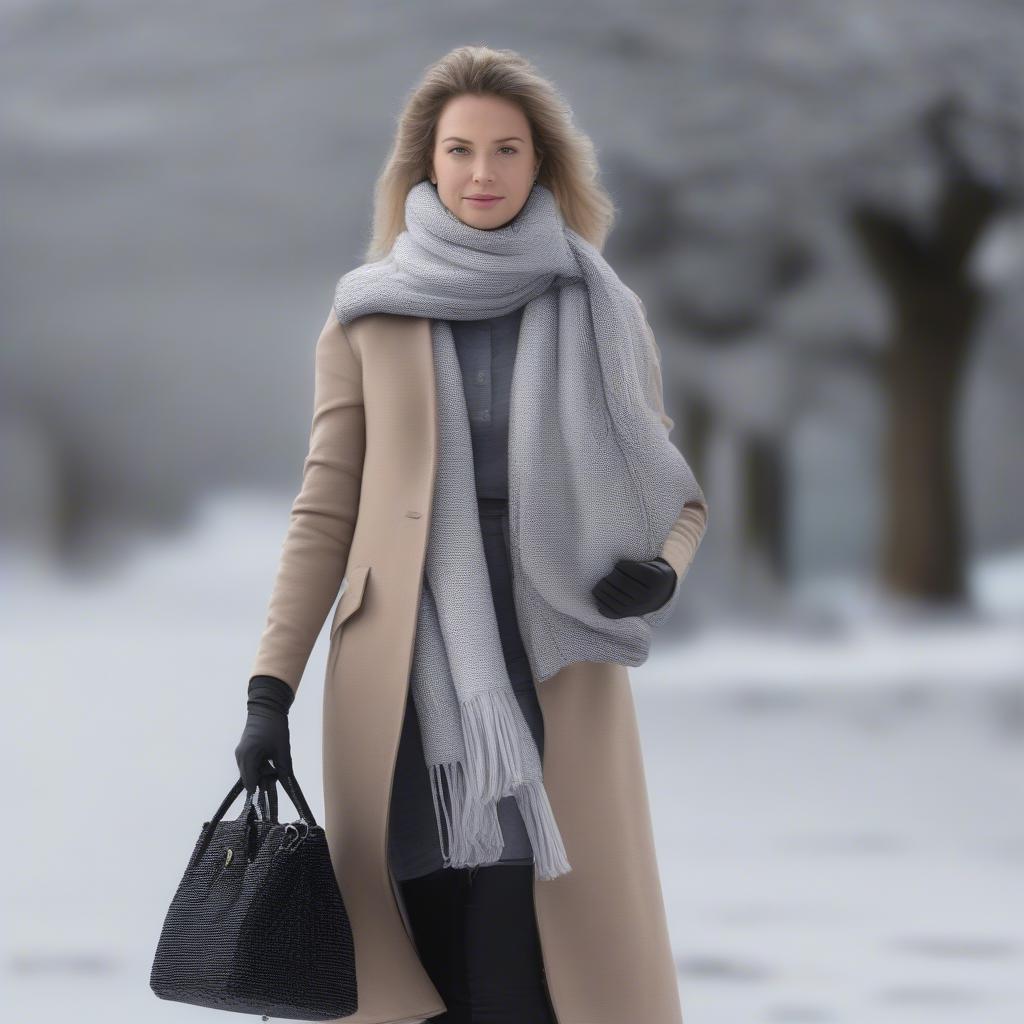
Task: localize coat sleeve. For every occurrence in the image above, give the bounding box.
[248,308,366,696]
[632,292,710,581]
[658,502,707,584]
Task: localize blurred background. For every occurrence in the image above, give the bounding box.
[4,2,1023,1021]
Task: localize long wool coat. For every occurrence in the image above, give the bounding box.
[250,306,704,1024]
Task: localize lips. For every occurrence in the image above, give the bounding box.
[466,196,502,205]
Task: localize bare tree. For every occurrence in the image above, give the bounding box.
[850,98,1010,600]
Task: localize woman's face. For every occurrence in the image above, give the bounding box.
[429,93,542,230]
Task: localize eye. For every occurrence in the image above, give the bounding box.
[447,146,519,155]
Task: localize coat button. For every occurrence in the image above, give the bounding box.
[405,510,422,519]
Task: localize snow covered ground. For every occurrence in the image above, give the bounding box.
[4,490,1023,1022]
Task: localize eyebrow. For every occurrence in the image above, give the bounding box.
[441,136,526,144]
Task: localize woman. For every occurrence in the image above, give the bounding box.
[236,45,708,1024]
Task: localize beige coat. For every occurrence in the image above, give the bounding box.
[250,307,707,1024]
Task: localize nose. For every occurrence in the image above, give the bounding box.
[472,159,496,182]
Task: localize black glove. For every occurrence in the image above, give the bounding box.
[591,556,677,619]
[234,675,295,796]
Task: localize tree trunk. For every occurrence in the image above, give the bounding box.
[883,283,975,599]
[850,150,1001,602]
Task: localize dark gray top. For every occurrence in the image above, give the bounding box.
[387,306,545,881]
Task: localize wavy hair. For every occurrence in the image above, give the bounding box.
[362,45,616,261]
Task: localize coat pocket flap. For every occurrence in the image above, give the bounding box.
[331,564,371,639]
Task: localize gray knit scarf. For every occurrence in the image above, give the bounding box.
[333,180,704,880]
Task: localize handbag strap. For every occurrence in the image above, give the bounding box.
[260,768,318,828]
[257,771,279,822]
[189,768,318,870]
[205,776,270,828]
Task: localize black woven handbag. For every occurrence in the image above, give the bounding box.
[150,768,358,1020]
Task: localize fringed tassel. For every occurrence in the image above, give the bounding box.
[459,688,527,802]
[514,779,572,880]
[429,761,504,868]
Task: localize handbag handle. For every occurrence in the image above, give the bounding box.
[188,769,318,870]
[258,767,318,828]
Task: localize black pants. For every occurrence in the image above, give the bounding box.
[399,864,558,1023]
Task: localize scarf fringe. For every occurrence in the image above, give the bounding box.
[429,761,504,868]
[459,688,527,801]
[428,763,573,879]
[513,779,573,880]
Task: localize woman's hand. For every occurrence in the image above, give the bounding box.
[235,676,295,795]
[591,557,677,619]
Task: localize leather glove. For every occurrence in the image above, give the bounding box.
[592,556,677,619]
[234,675,295,796]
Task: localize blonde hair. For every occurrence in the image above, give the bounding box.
[362,45,616,261]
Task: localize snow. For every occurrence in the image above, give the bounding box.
[4,489,1023,1022]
